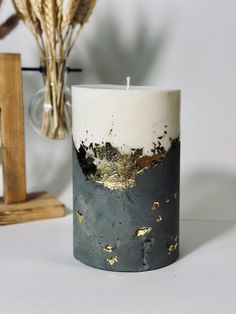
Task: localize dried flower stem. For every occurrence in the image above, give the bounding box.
[13,0,96,139]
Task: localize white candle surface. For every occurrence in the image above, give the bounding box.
[72,85,180,156]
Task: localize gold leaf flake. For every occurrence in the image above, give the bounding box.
[107,256,118,266]
[76,211,84,224]
[165,199,170,203]
[77,142,167,190]
[135,227,152,237]
[104,245,113,253]
[155,215,163,223]
[151,201,160,210]
[168,243,178,255]
[174,192,178,199]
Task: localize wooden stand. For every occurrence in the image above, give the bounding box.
[0,53,65,225]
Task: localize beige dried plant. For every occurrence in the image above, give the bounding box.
[0,0,19,39]
[12,0,96,139]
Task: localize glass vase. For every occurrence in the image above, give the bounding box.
[29,59,72,140]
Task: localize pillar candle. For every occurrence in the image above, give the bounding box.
[72,84,181,272]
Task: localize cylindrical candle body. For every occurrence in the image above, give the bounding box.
[72,85,181,272]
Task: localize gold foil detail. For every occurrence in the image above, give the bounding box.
[152,201,160,210]
[165,199,170,203]
[135,227,152,237]
[168,243,178,255]
[155,215,163,223]
[76,211,84,224]
[78,142,167,190]
[104,245,113,253]
[107,256,118,265]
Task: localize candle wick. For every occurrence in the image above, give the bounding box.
[126,76,131,90]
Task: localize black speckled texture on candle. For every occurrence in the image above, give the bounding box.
[73,141,180,272]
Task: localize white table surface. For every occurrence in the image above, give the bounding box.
[0,214,236,314]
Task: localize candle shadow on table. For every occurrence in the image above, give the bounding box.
[180,169,236,259]
[69,12,171,86]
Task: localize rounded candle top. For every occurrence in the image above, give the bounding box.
[72,84,180,92]
[72,85,180,155]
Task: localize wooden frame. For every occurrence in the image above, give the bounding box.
[0,53,65,225]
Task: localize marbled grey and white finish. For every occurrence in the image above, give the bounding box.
[73,141,180,272]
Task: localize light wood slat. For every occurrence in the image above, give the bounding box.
[0,192,65,225]
[0,53,26,204]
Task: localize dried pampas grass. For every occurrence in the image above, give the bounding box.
[0,0,19,39]
[75,0,96,25]
[12,0,96,139]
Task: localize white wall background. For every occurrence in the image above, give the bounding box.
[0,0,235,221]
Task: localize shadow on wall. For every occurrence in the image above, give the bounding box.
[69,12,170,86]
[180,170,236,258]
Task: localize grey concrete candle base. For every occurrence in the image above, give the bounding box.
[73,141,180,272]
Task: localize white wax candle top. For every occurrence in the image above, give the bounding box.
[72,85,180,155]
[72,84,179,91]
